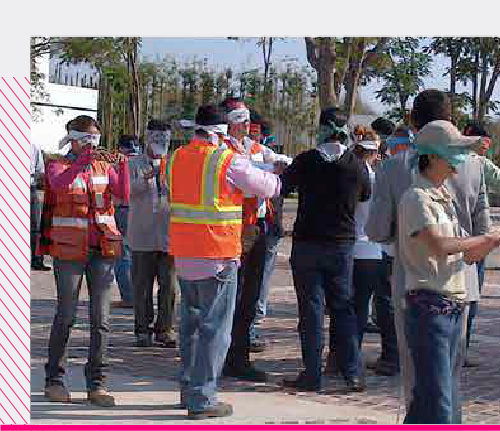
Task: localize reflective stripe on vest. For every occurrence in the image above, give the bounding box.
[52,216,88,228]
[91,176,109,185]
[95,215,116,225]
[169,147,242,225]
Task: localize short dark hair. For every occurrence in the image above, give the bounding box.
[147,119,170,131]
[65,119,75,133]
[220,97,245,112]
[463,121,489,137]
[371,117,395,137]
[71,115,100,133]
[411,90,451,131]
[418,154,431,173]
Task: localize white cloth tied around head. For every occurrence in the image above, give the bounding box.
[59,130,101,149]
[357,140,380,151]
[227,108,250,124]
[147,130,171,155]
[195,124,228,135]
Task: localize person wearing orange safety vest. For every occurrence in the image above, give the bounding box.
[168,104,282,419]
[41,115,129,408]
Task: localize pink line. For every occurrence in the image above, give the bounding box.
[13,78,29,100]
[0,88,29,129]
[0,205,30,239]
[4,427,500,430]
[0,373,30,414]
[24,77,31,86]
[0,416,3,424]
[0,314,30,354]
[0,361,30,399]
[0,165,30,204]
[0,402,16,425]
[0,387,27,424]
[0,298,30,339]
[0,115,31,151]
[0,329,30,369]
[0,283,30,324]
[0,224,30,264]
[0,148,30,187]
[0,268,30,309]
[0,345,30,383]
[0,254,29,295]
[0,238,30,278]
[0,131,30,174]
[1,78,30,115]
[0,177,30,217]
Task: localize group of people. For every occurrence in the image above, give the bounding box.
[30,89,500,423]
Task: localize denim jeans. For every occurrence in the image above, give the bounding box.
[131,251,177,337]
[291,240,360,387]
[466,259,485,349]
[404,295,463,424]
[374,252,399,365]
[178,262,238,412]
[114,206,133,303]
[226,223,267,368]
[45,251,115,391]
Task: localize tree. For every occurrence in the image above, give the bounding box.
[376,38,432,121]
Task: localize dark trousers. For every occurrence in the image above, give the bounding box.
[45,251,115,390]
[225,222,267,368]
[30,186,44,265]
[131,250,177,337]
[291,240,360,387]
[466,260,485,349]
[374,253,399,365]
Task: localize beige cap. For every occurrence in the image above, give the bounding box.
[415,120,483,149]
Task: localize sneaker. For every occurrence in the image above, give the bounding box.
[135,333,153,347]
[155,332,177,348]
[283,372,321,392]
[87,388,116,407]
[222,364,268,382]
[249,339,266,353]
[187,402,233,420]
[344,376,365,392]
[31,263,52,271]
[44,383,71,402]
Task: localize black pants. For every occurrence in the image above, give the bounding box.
[225,222,267,368]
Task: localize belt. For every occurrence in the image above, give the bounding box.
[406,289,465,315]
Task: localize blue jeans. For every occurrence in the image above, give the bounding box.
[45,251,115,391]
[404,295,463,424]
[374,253,399,365]
[178,262,238,412]
[114,206,133,303]
[291,240,360,387]
[466,259,485,349]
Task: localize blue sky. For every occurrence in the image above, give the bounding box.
[140,37,500,117]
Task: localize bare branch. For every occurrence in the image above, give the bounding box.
[305,37,318,70]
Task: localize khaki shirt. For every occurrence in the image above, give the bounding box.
[398,174,466,300]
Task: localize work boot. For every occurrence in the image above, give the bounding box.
[87,388,116,407]
[188,402,233,420]
[44,383,71,402]
[222,363,268,382]
[283,372,321,392]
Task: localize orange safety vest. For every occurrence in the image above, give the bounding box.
[39,156,123,261]
[168,138,243,259]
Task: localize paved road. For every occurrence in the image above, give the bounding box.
[30,201,500,424]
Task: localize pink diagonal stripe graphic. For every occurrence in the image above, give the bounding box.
[12,78,29,100]
[0,148,30,188]
[0,359,29,398]
[0,314,30,354]
[0,345,29,383]
[0,89,30,129]
[0,205,30,237]
[24,77,30,85]
[0,283,30,324]
[0,256,29,294]
[0,268,30,308]
[0,387,27,424]
[0,177,29,216]
[0,238,30,278]
[0,131,30,173]
[0,225,30,264]
[0,373,30,414]
[0,298,30,339]
[0,402,16,425]
[0,167,30,204]
[0,106,30,146]
[1,78,30,116]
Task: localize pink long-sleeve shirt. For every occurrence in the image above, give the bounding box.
[47,153,129,248]
[174,151,281,280]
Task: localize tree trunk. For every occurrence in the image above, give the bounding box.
[478,43,489,124]
[449,53,457,122]
[343,39,366,120]
[472,50,479,119]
